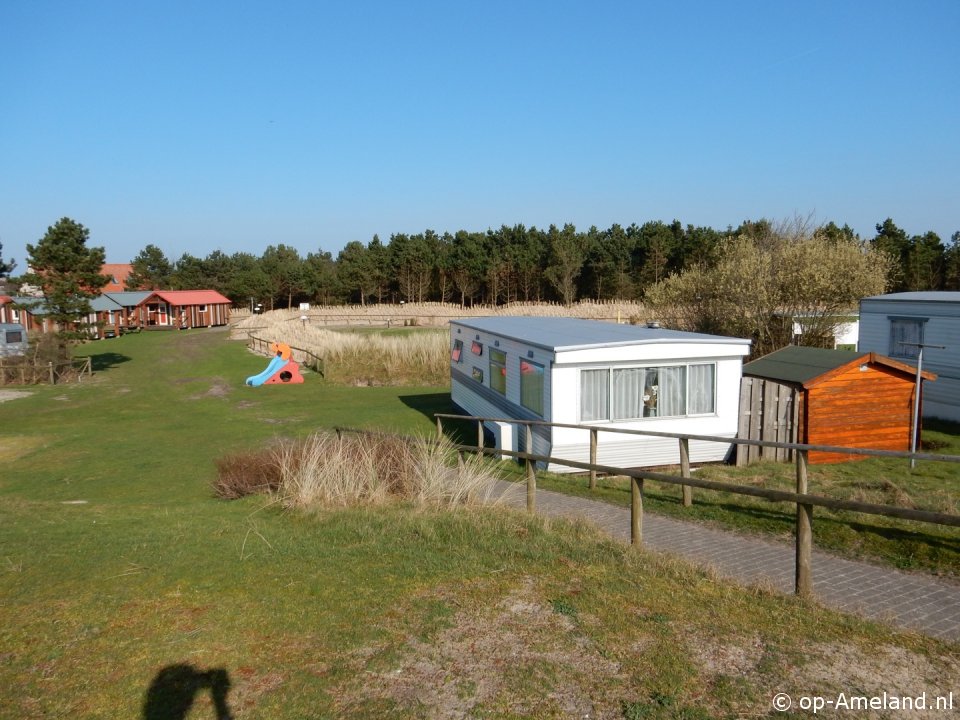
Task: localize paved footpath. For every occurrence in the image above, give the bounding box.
[491,481,960,643]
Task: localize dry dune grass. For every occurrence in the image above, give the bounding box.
[214,431,502,509]
[232,299,653,328]
[232,301,653,385]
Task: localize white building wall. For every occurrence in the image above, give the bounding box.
[450,323,555,462]
[547,354,744,471]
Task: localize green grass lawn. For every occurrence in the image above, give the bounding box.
[1,329,958,718]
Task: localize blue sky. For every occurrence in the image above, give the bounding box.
[1,1,957,266]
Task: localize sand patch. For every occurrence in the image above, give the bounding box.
[0,390,32,403]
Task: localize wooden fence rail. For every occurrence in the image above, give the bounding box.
[432,412,960,597]
[0,356,92,386]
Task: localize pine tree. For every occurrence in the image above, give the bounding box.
[23,217,108,342]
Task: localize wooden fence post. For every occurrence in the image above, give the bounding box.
[795,449,813,596]
[525,423,536,514]
[679,438,692,507]
[435,416,443,439]
[477,420,484,455]
[589,427,598,490]
[48,362,55,385]
[631,477,643,547]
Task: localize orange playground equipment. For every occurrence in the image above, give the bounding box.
[245,342,305,386]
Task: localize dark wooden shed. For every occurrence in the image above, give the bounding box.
[741,346,936,464]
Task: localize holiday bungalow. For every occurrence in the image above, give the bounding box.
[87,291,152,336]
[450,316,751,472]
[0,323,28,357]
[0,296,55,333]
[136,290,232,329]
[858,291,960,422]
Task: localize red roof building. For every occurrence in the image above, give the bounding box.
[135,290,232,329]
[101,264,134,293]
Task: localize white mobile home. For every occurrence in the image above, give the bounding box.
[858,291,960,422]
[0,323,27,357]
[449,317,751,472]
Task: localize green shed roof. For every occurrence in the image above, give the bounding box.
[743,345,934,387]
[742,346,868,385]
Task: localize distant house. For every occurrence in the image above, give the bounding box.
[789,314,860,350]
[0,296,54,333]
[450,316,751,472]
[858,291,960,422]
[87,292,153,338]
[136,290,232,329]
[742,345,935,464]
[101,264,134,293]
[90,292,153,336]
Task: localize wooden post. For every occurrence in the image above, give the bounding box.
[631,477,643,547]
[525,423,536,513]
[589,427,598,490]
[679,438,692,507]
[436,416,443,439]
[795,449,813,597]
[477,420,484,455]
[48,362,55,385]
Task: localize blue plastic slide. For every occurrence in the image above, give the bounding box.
[245,354,288,387]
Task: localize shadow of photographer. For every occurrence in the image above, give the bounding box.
[142,664,233,720]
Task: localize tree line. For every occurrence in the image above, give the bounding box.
[2,215,955,356]
[3,216,958,312]
[110,217,958,310]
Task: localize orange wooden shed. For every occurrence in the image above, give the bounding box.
[743,346,936,463]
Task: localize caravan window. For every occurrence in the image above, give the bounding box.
[580,369,609,421]
[580,363,716,421]
[489,349,506,394]
[889,317,925,358]
[520,360,544,416]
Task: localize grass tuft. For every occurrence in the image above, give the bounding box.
[214,432,502,509]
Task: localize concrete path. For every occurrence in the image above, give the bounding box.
[491,481,960,643]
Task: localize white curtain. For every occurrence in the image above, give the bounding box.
[658,366,686,417]
[580,369,609,421]
[612,368,646,420]
[688,364,715,414]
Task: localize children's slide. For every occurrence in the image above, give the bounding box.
[245,341,305,387]
[245,354,289,387]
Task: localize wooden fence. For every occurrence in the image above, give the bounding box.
[0,357,93,386]
[736,377,798,465]
[430,412,960,598]
[247,335,324,376]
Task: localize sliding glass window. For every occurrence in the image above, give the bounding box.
[581,363,716,421]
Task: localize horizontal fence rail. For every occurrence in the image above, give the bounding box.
[433,412,960,597]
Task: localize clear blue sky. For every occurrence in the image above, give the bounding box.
[1,0,957,267]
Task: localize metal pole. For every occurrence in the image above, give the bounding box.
[900,341,944,470]
[910,347,923,470]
